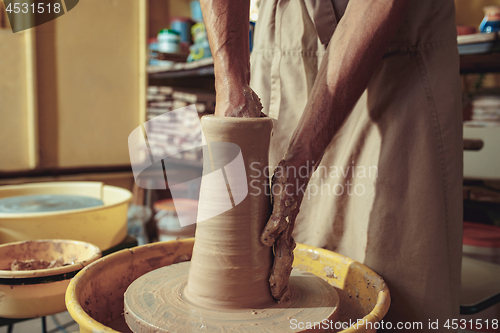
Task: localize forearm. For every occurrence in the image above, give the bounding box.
[201,0,261,117]
[285,0,409,175]
[261,0,409,301]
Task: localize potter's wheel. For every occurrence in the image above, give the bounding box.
[124,262,339,332]
[65,114,391,333]
[124,116,339,332]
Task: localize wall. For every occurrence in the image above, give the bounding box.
[455,0,500,27]
[36,0,145,168]
[0,0,146,172]
[0,27,37,171]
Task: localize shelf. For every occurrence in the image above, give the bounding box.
[460,52,500,74]
[459,32,500,74]
[148,57,214,79]
[148,42,500,77]
[148,47,500,76]
[156,51,190,63]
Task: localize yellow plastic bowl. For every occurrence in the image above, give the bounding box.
[66,239,390,333]
[0,239,101,318]
[0,182,132,250]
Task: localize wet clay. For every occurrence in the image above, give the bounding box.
[184,116,275,309]
[124,262,339,333]
[10,258,64,271]
[123,117,340,332]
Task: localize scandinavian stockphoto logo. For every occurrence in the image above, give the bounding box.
[4,0,79,33]
[128,105,248,226]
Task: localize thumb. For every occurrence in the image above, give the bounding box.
[261,213,285,246]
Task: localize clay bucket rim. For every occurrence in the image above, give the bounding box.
[66,239,197,333]
[66,239,391,333]
[296,244,391,333]
[0,182,133,219]
[0,239,102,279]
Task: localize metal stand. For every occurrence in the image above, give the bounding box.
[41,316,47,333]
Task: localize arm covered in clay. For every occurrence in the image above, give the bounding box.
[261,0,410,301]
[200,0,262,118]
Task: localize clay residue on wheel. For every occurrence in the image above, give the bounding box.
[10,257,64,271]
[124,263,339,333]
[173,254,191,264]
[333,287,366,332]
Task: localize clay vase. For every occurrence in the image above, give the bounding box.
[184,116,274,309]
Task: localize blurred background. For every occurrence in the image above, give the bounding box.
[0,0,500,250]
[0,0,500,332]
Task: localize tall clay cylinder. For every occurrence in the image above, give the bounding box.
[184,116,274,309]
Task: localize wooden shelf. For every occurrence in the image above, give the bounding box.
[148,57,214,79]
[148,50,500,76]
[148,49,500,76]
[156,51,189,63]
[459,33,500,74]
[460,52,500,74]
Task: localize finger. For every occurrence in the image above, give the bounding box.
[261,174,290,245]
[269,226,296,301]
[261,214,286,246]
[269,210,298,300]
[261,195,299,246]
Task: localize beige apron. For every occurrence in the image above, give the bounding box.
[250,0,463,331]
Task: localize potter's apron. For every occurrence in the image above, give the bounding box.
[250,0,463,330]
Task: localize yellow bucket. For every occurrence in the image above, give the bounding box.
[66,239,390,333]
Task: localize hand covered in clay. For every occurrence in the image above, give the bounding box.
[199,0,263,118]
[261,159,307,302]
[215,85,265,118]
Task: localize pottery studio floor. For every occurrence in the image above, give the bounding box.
[0,311,77,333]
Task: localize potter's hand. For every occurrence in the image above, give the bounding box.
[215,85,264,118]
[261,159,305,302]
[259,0,410,304]
[198,0,259,118]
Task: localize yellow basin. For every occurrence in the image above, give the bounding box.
[66,239,390,333]
[0,239,101,318]
[0,182,132,250]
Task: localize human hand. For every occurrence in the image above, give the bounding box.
[214,85,265,118]
[261,159,306,302]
